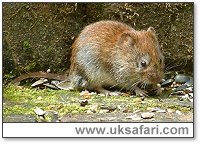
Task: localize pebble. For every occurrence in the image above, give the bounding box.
[125,114,142,121]
[34,107,46,116]
[99,109,109,113]
[86,109,94,114]
[80,90,97,96]
[176,110,183,115]
[51,80,60,86]
[56,81,73,90]
[167,109,174,113]
[31,78,48,87]
[161,78,174,87]
[37,96,43,100]
[185,77,193,86]
[141,112,155,119]
[174,74,190,83]
[147,107,160,112]
[157,109,166,113]
[43,83,59,89]
[100,105,117,112]
[173,84,188,92]
[79,99,88,106]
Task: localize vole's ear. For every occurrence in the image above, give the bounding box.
[118,31,136,46]
[147,27,159,44]
[147,27,156,34]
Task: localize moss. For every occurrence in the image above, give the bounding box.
[3,84,192,122]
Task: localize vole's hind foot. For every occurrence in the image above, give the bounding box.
[96,87,122,96]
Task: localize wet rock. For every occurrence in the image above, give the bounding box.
[161,78,174,87]
[141,112,155,119]
[79,99,88,106]
[31,78,48,87]
[174,74,190,83]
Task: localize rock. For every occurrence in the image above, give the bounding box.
[31,78,48,87]
[173,84,188,92]
[51,80,60,86]
[43,83,59,89]
[79,99,88,106]
[141,112,155,119]
[125,114,142,121]
[167,109,175,113]
[99,109,109,113]
[161,78,174,87]
[185,77,193,86]
[147,107,160,112]
[34,107,46,116]
[176,110,183,115]
[100,105,116,112]
[174,74,190,83]
[56,81,73,90]
[86,109,94,114]
[157,109,166,113]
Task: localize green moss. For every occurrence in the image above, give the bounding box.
[3,84,192,122]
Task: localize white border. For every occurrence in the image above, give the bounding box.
[3,123,194,138]
[1,0,198,143]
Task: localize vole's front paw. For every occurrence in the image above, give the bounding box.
[96,87,122,96]
[134,87,149,97]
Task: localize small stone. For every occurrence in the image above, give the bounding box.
[176,110,183,115]
[173,84,188,92]
[79,99,88,106]
[43,83,59,89]
[100,105,116,112]
[157,109,166,113]
[167,109,174,113]
[99,109,109,113]
[185,77,193,86]
[80,90,96,96]
[89,105,98,113]
[31,78,48,87]
[147,107,160,112]
[174,74,190,83]
[56,81,73,90]
[98,94,106,96]
[161,78,174,87]
[37,96,43,100]
[86,109,94,114]
[34,107,46,116]
[141,112,155,119]
[125,114,142,121]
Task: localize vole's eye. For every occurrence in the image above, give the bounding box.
[141,61,147,67]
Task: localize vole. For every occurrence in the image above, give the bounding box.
[13,20,164,96]
[69,20,164,96]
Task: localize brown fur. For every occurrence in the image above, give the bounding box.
[69,20,164,95]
